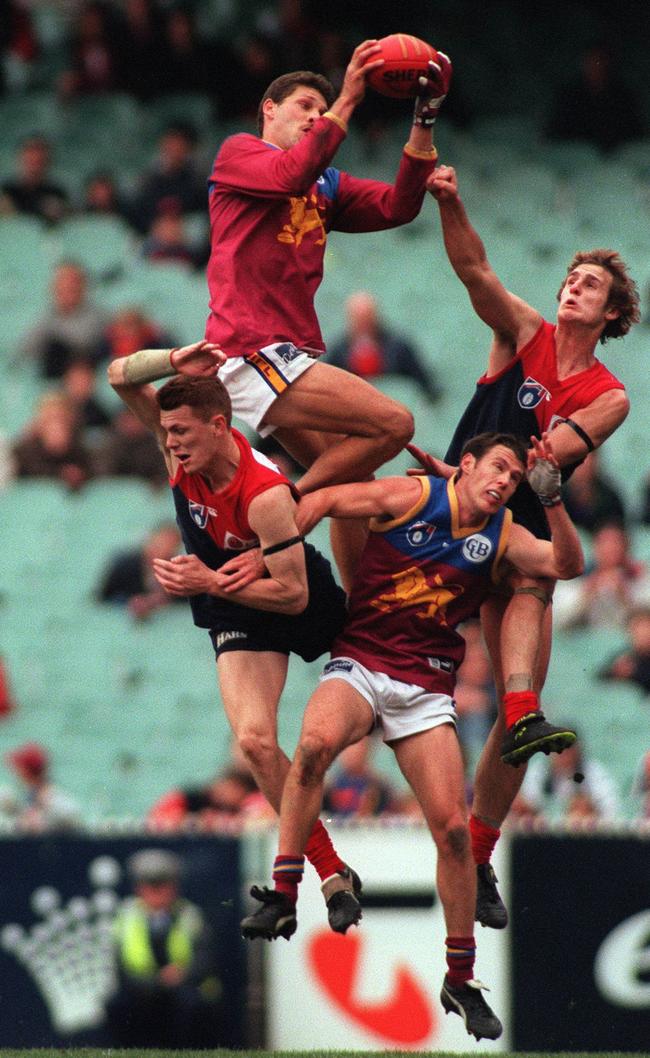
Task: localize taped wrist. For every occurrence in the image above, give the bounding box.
[121,348,178,385]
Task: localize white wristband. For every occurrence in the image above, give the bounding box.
[121,348,177,385]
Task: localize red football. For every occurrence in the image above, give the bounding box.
[366,33,440,99]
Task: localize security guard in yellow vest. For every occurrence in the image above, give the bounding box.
[106,849,222,1047]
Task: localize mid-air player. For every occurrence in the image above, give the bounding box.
[205,40,451,585]
[107,340,362,933]
[410,163,639,927]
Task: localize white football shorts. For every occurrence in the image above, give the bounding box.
[218,341,316,436]
[319,656,457,744]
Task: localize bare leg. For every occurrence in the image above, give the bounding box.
[392,724,475,936]
[473,589,553,828]
[278,679,373,857]
[274,423,370,592]
[263,362,414,491]
[217,650,290,811]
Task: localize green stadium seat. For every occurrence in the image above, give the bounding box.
[54,215,134,279]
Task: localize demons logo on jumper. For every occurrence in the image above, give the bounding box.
[189,501,217,529]
[517,376,550,409]
[406,521,436,548]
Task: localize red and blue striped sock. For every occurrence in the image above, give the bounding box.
[445,935,476,987]
[272,855,305,902]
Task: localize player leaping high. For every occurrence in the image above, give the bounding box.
[204,40,451,587]
[410,163,639,928]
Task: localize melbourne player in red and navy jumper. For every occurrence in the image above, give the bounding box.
[445,320,625,538]
[170,428,346,660]
[329,474,511,696]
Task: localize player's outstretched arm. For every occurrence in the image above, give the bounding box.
[428,165,541,351]
[505,435,584,580]
[328,40,384,127]
[296,476,423,535]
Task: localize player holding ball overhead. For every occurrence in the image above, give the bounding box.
[204,37,451,587]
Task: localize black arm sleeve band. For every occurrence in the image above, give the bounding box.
[563,418,595,452]
[261,534,305,557]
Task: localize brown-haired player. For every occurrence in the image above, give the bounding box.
[205,41,451,588]
[241,430,584,1042]
[409,164,640,929]
[107,340,362,933]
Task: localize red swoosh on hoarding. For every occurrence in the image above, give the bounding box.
[307,930,435,1044]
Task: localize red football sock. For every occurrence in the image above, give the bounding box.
[272,855,304,902]
[304,818,345,881]
[503,690,539,729]
[469,814,500,866]
[445,935,476,987]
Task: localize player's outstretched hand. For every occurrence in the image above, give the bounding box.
[216,548,266,593]
[406,442,456,479]
[426,164,458,202]
[339,40,383,107]
[152,554,215,596]
[413,52,452,127]
[171,340,226,377]
[527,432,562,507]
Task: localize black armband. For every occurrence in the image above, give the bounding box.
[262,535,305,557]
[563,418,595,453]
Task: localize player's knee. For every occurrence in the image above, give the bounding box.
[295,731,335,786]
[440,820,470,862]
[382,403,414,452]
[237,728,278,771]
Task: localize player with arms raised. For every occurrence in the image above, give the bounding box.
[411,164,639,927]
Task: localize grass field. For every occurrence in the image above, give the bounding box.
[2,1050,647,1057]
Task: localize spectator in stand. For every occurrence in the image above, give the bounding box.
[0,134,69,226]
[127,122,206,235]
[94,405,170,487]
[214,33,280,124]
[157,5,219,96]
[322,735,402,818]
[514,733,621,823]
[453,620,497,776]
[141,210,198,269]
[3,742,82,831]
[598,605,650,695]
[554,522,650,630]
[0,1,38,92]
[11,391,94,491]
[22,260,107,379]
[562,450,626,532]
[545,42,645,154]
[118,0,163,102]
[97,306,176,363]
[81,170,131,222]
[148,764,273,831]
[61,357,113,432]
[58,0,122,99]
[96,522,186,619]
[326,290,442,402]
[637,472,650,526]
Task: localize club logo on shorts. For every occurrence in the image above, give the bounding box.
[517,376,550,409]
[462,533,493,563]
[406,521,436,547]
[189,501,217,528]
[323,659,354,674]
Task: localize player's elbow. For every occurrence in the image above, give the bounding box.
[556,554,584,580]
[283,582,309,614]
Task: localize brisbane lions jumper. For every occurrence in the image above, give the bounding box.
[170,428,346,660]
[332,475,511,696]
[445,319,625,537]
[206,114,436,360]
